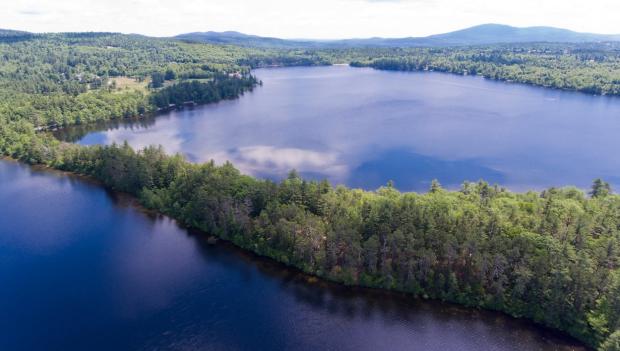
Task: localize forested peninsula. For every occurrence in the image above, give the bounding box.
[1,32,620,350]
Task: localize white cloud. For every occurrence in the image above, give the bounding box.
[205,145,348,179]
[3,0,620,38]
[102,126,184,155]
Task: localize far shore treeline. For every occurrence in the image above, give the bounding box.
[1,32,620,350]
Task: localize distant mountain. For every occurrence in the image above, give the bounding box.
[175,24,620,48]
[175,31,319,48]
[420,24,620,46]
[0,29,34,42]
[0,29,32,37]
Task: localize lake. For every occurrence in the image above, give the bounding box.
[57,65,620,192]
[0,159,587,350]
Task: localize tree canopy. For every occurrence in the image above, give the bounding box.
[0,32,619,350]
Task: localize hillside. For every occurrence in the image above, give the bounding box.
[422,24,620,46]
[0,29,34,42]
[175,31,317,48]
[176,24,620,48]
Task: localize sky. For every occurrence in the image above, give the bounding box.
[4,0,620,39]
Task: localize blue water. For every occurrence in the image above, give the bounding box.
[0,160,586,350]
[63,65,620,192]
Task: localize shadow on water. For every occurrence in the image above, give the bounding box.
[1,160,590,350]
[33,161,588,350]
[53,66,620,193]
[347,148,505,191]
[53,116,159,143]
[184,224,589,350]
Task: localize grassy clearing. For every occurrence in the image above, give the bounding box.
[110,76,149,93]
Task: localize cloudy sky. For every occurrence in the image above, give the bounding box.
[4,0,620,39]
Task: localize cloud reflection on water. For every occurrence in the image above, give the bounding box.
[62,65,620,192]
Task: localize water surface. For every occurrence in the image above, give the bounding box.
[0,160,587,350]
[59,66,620,191]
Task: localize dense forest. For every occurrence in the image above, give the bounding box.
[350,43,620,95]
[1,32,620,350]
[0,32,327,129]
[2,127,620,350]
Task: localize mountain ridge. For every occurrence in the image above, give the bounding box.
[2,24,619,48]
[175,24,620,48]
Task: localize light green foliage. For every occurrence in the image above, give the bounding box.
[3,131,614,348]
[0,33,619,349]
[0,32,327,128]
[600,330,620,351]
[350,43,620,95]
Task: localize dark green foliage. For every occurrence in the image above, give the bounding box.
[0,31,619,350]
[0,32,326,128]
[351,43,620,95]
[164,69,177,81]
[2,120,618,349]
[150,72,165,88]
[592,179,613,198]
[149,75,257,108]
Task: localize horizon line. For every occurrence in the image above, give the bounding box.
[4,23,620,41]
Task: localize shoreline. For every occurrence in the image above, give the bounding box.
[0,157,593,350]
[357,64,620,98]
[7,65,616,349]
